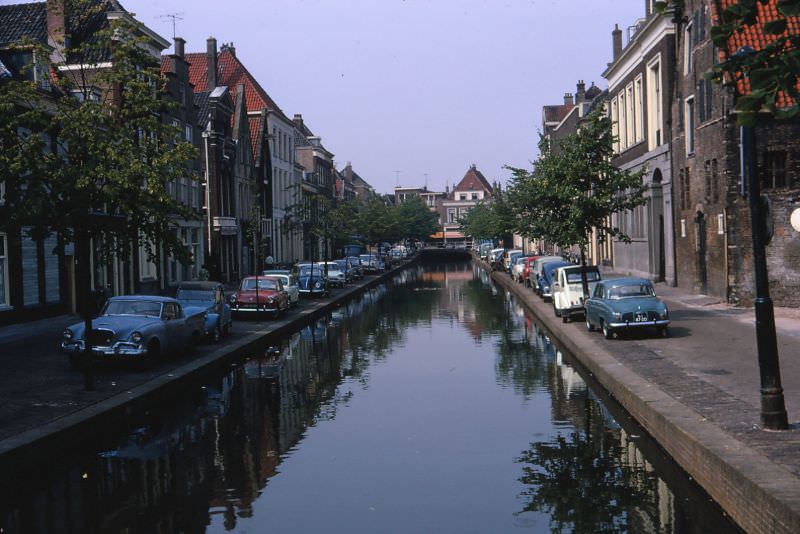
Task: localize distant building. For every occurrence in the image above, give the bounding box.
[438,165,494,241]
[342,162,376,201]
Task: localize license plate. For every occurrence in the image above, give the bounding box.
[635,313,647,322]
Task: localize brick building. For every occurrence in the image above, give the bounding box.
[672,0,800,305]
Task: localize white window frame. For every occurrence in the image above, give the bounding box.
[0,232,9,308]
[718,213,725,235]
[646,55,663,151]
[139,239,158,281]
[626,82,635,147]
[684,22,694,76]
[685,96,696,156]
[680,219,687,238]
[610,99,619,153]
[634,74,644,143]
[617,91,627,150]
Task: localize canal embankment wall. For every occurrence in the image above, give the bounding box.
[474,256,800,534]
[0,258,419,476]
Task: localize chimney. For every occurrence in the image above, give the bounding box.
[645,0,652,16]
[207,37,218,89]
[564,93,574,106]
[576,80,586,103]
[173,37,185,58]
[46,0,67,63]
[612,24,623,61]
[293,114,304,130]
[221,42,236,57]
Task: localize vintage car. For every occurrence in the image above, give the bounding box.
[175,281,232,342]
[230,276,290,318]
[359,254,380,273]
[511,255,529,282]
[531,256,565,294]
[537,260,573,301]
[321,261,347,287]
[552,265,602,322]
[504,249,522,271]
[262,270,300,307]
[346,256,365,279]
[335,259,356,283]
[584,278,670,339]
[297,265,330,297]
[521,256,542,287]
[61,296,204,367]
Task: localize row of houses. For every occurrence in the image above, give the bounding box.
[0,0,377,326]
[536,0,800,307]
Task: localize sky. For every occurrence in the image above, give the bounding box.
[5,0,645,194]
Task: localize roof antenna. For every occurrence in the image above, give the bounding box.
[158,12,184,39]
[394,170,401,187]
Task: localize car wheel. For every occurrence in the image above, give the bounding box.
[659,326,670,338]
[186,332,199,355]
[602,321,613,340]
[553,303,560,317]
[586,317,594,331]
[141,340,159,369]
[562,313,569,323]
[68,354,80,370]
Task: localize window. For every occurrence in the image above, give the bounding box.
[448,208,456,223]
[626,83,635,146]
[460,194,467,200]
[634,75,644,143]
[0,233,8,307]
[711,159,719,203]
[185,124,193,142]
[717,213,725,235]
[685,96,695,155]
[647,58,662,150]
[618,91,627,150]
[680,219,687,238]
[763,151,788,189]
[471,193,478,200]
[684,21,694,75]
[679,168,692,211]
[610,99,620,152]
[139,239,158,281]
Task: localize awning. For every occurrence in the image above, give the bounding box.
[430,231,466,239]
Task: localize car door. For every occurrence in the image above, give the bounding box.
[161,302,180,354]
[586,284,603,324]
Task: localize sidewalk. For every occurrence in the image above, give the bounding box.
[489,264,800,534]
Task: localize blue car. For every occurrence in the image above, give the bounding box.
[61,296,205,367]
[584,278,670,339]
[297,265,330,297]
[176,281,232,342]
[537,261,573,301]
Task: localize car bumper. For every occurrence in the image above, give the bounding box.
[560,305,586,317]
[609,319,670,328]
[62,341,147,357]
[299,289,326,295]
[232,305,281,313]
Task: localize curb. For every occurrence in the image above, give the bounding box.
[0,258,417,473]
[477,256,800,534]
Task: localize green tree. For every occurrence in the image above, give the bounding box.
[394,196,439,243]
[507,110,647,297]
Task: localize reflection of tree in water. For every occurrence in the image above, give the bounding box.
[459,278,507,336]
[494,327,549,398]
[516,399,663,534]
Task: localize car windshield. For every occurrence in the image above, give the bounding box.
[176,290,214,301]
[565,271,601,284]
[360,255,373,262]
[271,275,291,286]
[241,279,278,291]
[326,264,342,272]
[299,267,324,277]
[608,284,655,299]
[104,300,162,317]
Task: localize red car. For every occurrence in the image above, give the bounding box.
[522,256,542,287]
[230,276,290,318]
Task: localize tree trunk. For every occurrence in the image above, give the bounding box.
[580,242,590,301]
[77,230,94,391]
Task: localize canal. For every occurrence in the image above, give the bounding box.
[0,261,742,533]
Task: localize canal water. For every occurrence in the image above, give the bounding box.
[0,261,742,533]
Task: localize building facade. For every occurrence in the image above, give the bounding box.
[604,7,677,284]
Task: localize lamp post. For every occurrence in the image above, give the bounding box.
[741,124,788,430]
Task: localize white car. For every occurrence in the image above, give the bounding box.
[262,271,300,307]
[504,249,522,270]
[552,265,602,322]
[322,262,347,287]
[511,256,528,282]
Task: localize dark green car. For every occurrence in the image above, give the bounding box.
[584,278,670,339]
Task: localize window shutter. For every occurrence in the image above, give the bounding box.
[698,82,705,122]
[678,96,684,130]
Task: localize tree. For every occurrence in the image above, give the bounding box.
[459,202,496,242]
[394,196,439,243]
[0,2,198,387]
[507,110,647,297]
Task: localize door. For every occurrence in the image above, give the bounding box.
[695,211,708,294]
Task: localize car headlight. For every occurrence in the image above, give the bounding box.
[229,294,237,304]
[660,308,669,320]
[613,312,622,320]
[63,329,74,341]
[131,332,143,343]
[314,281,322,289]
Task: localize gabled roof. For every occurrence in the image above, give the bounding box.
[543,104,574,124]
[453,166,493,195]
[718,0,800,107]
[185,48,290,123]
[0,2,47,48]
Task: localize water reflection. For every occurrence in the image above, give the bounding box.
[0,262,739,533]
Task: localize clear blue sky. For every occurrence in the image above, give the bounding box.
[6,0,645,193]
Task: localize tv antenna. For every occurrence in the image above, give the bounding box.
[394,170,401,187]
[424,173,429,189]
[158,12,184,39]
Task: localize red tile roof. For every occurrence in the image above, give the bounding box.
[718,0,800,107]
[185,49,289,121]
[453,166,493,196]
[543,104,574,124]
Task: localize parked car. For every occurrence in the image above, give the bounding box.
[503,249,522,271]
[61,296,204,368]
[511,255,529,282]
[347,256,364,279]
[297,265,330,297]
[175,281,232,342]
[531,256,564,294]
[321,261,347,287]
[537,260,573,301]
[490,249,506,271]
[552,265,602,322]
[334,259,355,283]
[230,276,290,318]
[521,256,542,287]
[584,278,670,339]
[479,242,495,260]
[262,270,300,307]
[359,254,381,273]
